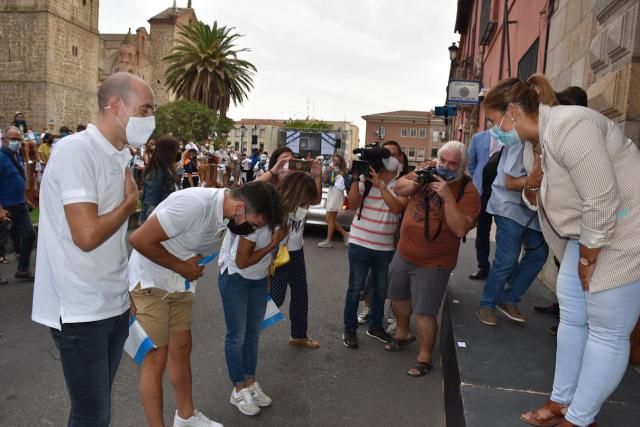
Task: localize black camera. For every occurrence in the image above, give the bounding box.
[350,144,391,177]
[415,165,443,186]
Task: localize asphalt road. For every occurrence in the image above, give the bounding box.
[0,227,445,427]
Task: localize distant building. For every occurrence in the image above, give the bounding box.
[228,119,360,161]
[361,110,445,168]
[0,0,197,132]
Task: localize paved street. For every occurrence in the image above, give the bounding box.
[0,226,445,427]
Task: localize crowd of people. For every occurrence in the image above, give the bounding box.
[0,67,635,427]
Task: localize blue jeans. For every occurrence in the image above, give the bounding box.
[50,310,129,427]
[551,240,640,426]
[344,244,394,331]
[480,215,548,308]
[218,271,268,385]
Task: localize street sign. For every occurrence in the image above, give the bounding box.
[447,80,482,105]
[434,106,457,117]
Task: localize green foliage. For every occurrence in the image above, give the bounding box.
[164,20,257,116]
[154,99,216,142]
[285,119,332,130]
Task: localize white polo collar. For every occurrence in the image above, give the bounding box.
[86,124,132,168]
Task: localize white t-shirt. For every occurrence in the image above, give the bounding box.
[128,188,228,293]
[285,212,306,251]
[219,226,274,280]
[348,177,400,251]
[32,124,132,330]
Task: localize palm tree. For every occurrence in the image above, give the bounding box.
[164,20,257,117]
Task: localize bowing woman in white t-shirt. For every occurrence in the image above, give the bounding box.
[256,147,324,348]
[218,172,316,416]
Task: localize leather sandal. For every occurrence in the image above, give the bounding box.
[520,400,567,426]
[288,337,320,349]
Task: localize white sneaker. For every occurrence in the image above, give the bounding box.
[386,319,397,335]
[357,306,370,324]
[318,240,333,248]
[230,387,260,416]
[343,232,350,247]
[173,409,223,427]
[249,382,272,407]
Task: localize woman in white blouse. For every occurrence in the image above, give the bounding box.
[482,75,640,427]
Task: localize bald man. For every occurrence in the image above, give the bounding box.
[32,72,156,427]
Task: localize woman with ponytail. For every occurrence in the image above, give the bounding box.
[482,74,640,427]
[256,147,324,348]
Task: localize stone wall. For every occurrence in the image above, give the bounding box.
[148,21,177,106]
[547,0,640,144]
[0,0,99,131]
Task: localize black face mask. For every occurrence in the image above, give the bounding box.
[227,219,255,236]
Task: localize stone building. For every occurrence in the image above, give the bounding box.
[0,0,101,133]
[0,0,196,133]
[361,110,446,168]
[546,0,640,146]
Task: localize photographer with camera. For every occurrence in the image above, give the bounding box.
[386,141,480,377]
[342,141,407,349]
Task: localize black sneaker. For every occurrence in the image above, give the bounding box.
[366,327,393,344]
[343,330,358,349]
[15,270,35,281]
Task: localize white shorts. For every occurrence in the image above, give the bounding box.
[326,187,344,212]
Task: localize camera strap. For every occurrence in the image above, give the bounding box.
[357,180,373,220]
[423,175,471,241]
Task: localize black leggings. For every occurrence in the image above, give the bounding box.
[270,249,309,339]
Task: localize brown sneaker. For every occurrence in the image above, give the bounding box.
[476,307,497,326]
[497,303,527,324]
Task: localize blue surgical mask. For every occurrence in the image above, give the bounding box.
[436,165,458,182]
[490,115,522,147]
[8,141,21,152]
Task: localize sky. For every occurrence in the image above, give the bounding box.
[99,0,459,136]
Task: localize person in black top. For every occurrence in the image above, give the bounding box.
[181,148,200,189]
[140,136,180,223]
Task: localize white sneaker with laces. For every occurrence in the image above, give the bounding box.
[230,387,260,416]
[249,381,272,407]
[357,306,370,324]
[318,240,333,248]
[173,409,223,427]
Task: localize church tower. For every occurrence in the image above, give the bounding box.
[148,1,197,106]
[0,0,100,131]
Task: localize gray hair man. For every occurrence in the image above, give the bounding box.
[1,125,36,280]
[32,72,155,427]
[386,140,481,376]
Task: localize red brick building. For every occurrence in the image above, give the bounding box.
[450,0,551,143]
[361,110,446,168]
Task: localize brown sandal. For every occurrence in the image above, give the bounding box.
[520,400,567,426]
[288,337,320,349]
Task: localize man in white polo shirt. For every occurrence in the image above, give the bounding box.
[32,72,156,427]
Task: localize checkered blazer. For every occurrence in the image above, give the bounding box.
[537,104,640,292]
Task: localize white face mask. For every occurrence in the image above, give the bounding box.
[116,101,156,148]
[383,155,399,172]
[291,207,308,221]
